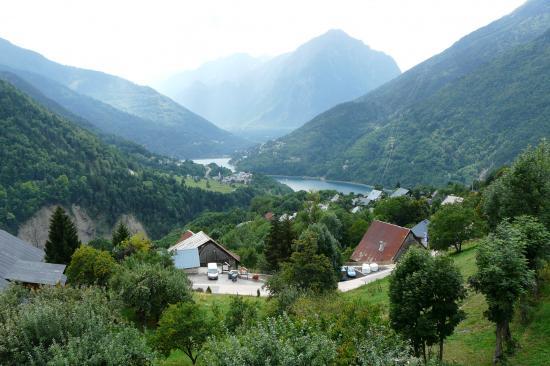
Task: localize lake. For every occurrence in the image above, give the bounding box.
[272,176,373,195]
[192,158,235,172]
[192,158,373,194]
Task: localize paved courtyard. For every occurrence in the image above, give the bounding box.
[188,268,269,296]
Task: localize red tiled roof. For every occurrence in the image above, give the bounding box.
[179,230,194,242]
[350,220,412,264]
[264,212,274,221]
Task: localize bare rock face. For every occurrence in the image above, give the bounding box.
[115,214,149,239]
[17,205,147,247]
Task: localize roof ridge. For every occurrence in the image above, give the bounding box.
[373,220,410,232]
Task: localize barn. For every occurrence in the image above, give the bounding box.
[169,231,240,269]
[349,220,423,265]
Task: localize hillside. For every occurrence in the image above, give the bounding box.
[236,0,550,185]
[0,78,264,239]
[157,30,400,139]
[0,38,250,158]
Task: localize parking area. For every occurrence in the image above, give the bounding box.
[187,267,269,297]
[338,265,394,292]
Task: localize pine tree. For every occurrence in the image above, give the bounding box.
[112,222,131,247]
[264,216,281,271]
[278,218,295,264]
[45,206,80,264]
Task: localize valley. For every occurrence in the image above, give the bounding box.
[0,1,549,365]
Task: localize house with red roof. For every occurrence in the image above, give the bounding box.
[350,220,422,265]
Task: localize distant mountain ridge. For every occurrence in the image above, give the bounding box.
[156,30,401,139]
[236,0,550,186]
[0,38,250,158]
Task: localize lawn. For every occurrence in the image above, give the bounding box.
[183,177,244,193]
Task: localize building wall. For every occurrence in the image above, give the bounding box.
[394,233,422,262]
[198,241,238,268]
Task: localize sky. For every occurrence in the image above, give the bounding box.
[0,0,526,85]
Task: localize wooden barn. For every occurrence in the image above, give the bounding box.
[169,231,240,269]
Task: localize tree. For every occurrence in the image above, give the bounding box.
[510,216,550,275]
[109,262,192,324]
[112,222,131,247]
[44,206,80,264]
[264,216,282,271]
[267,230,337,294]
[263,217,296,272]
[374,197,430,227]
[347,218,370,247]
[153,301,213,364]
[389,248,466,362]
[301,223,342,271]
[469,225,535,364]
[224,295,258,332]
[66,245,117,286]
[430,255,466,361]
[113,232,151,260]
[87,237,113,252]
[429,203,485,253]
[482,141,550,229]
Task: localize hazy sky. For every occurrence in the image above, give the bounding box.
[0,0,526,84]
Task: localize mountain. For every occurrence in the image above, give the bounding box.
[0,77,262,239]
[236,0,550,186]
[156,30,401,139]
[0,38,250,158]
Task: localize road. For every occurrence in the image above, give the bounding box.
[337,266,394,292]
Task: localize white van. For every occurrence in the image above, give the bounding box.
[207,263,219,280]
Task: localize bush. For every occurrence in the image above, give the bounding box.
[202,315,337,365]
[0,285,154,365]
[66,245,118,286]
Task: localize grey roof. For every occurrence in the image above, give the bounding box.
[366,190,383,201]
[390,188,410,198]
[4,259,66,286]
[0,229,44,282]
[411,219,430,239]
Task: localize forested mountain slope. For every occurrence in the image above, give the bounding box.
[236,0,550,186]
[0,39,250,158]
[0,79,260,238]
[157,30,400,138]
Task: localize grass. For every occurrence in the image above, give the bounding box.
[183,177,244,193]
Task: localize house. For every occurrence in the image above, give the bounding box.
[318,203,329,211]
[350,206,362,214]
[0,229,66,290]
[169,231,240,269]
[264,212,274,221]
[441,195,464,205]
[330,194,340,203]
[390,187,410,198]
[411,219,430,248]
[350,220,422,265]
[366,189,383,202]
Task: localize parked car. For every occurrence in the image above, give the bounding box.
[346,266,357,278]
[228,270,239,282]
[207,262,219,280]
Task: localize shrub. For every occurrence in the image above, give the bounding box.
[66,245,118,286]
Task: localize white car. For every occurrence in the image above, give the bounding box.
[207,263,219,280]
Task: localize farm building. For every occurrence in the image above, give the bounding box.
[390,187,410,198]
[169,231,240,269]
[350,220,422,265]
[411,219,430,248]
[0,229,66,290]
[441,195,464,205]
